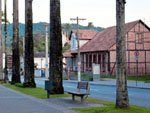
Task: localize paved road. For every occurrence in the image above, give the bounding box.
[34,78,150,108]
[63,82,150,108]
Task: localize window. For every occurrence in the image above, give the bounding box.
[136,33,143,44]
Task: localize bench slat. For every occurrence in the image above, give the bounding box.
[77,82,89,90]
[67,91,88,96]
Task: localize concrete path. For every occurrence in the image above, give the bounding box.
[0,84,102,113]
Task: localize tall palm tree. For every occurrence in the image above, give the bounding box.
[0,0,3,80]
[11,0,20,83]
[49,0,64,94]
[4,0,8,82]
[23,0,36,87]
[88,22,94,29]
[116,0,129,108]
[64,23,71,38]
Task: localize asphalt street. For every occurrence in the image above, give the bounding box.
[34,78,150,108]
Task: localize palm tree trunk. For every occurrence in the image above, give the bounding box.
[4,0,8,82]
[0,0,3,80]
[23,0,36,87]
[49,0,64,94]
[12,0,20,83]
[116,0,129,108]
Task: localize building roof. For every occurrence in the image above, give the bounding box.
[79,20,150,52]
[63,20,150,56]
[63,49,73,58]
[69,29,97,40]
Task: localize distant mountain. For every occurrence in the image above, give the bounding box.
[69,24,104,32]
[2,22,47,38]
[1,22,104,38]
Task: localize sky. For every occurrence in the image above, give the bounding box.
[2,0,150,28]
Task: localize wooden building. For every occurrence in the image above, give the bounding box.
[64,20,150,76]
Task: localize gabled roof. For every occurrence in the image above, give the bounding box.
[79,20,150,52]
[63,49,73,58]
[69,29,97,40]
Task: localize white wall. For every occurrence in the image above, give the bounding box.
[80,40,89,47]
[70,33,89,50]
[70,33,77,50]
[62,34,68,47]
[34,57,49,69]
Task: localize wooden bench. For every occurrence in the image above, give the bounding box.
[66,82,90,102]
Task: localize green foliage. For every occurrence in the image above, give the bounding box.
[0,81,5,84]
[101,75,150,82]
[127,76,150,82]
[33,32,50,52]
[88,22,94,29]
[72,74,93,79]
[81,74,93,79]
[63,42,70,52]
[5,83,71,99]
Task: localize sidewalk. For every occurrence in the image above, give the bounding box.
[0,84,102,113]
[64,79,150,89]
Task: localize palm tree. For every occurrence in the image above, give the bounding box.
[11,0,20,83]
[23,0,36,87]
[0,0,3,81]
[116,0,129,108]
[88,22,94,29]
[64,23,71,38]
[4,0,8,82]
[49,0,64,94]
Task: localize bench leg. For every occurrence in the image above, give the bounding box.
[81,95,84,102]
[72,94,75,101]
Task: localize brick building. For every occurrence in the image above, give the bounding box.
[64,20,150,76]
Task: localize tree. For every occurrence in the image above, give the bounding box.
[4,0,8,82]
[11,0,20,84]
[64,23,71,38]
[0,0,3,81]
[116,0,129,108]
[49,0,64,94]
[23,0,36,87]
[88,22,94,29]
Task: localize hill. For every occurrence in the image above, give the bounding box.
[1,22,104,38]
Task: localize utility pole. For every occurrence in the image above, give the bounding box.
[43,24,49,79]
[70,17,86,82]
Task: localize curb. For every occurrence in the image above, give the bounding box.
[63,80,150,89]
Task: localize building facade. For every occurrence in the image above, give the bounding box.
[64,20,150,76]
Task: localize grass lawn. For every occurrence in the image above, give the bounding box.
[73,98,150,113]
[101,75,150,82]
[3,83,150,113]
[0,81,5,84]
[4,83,71,99]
